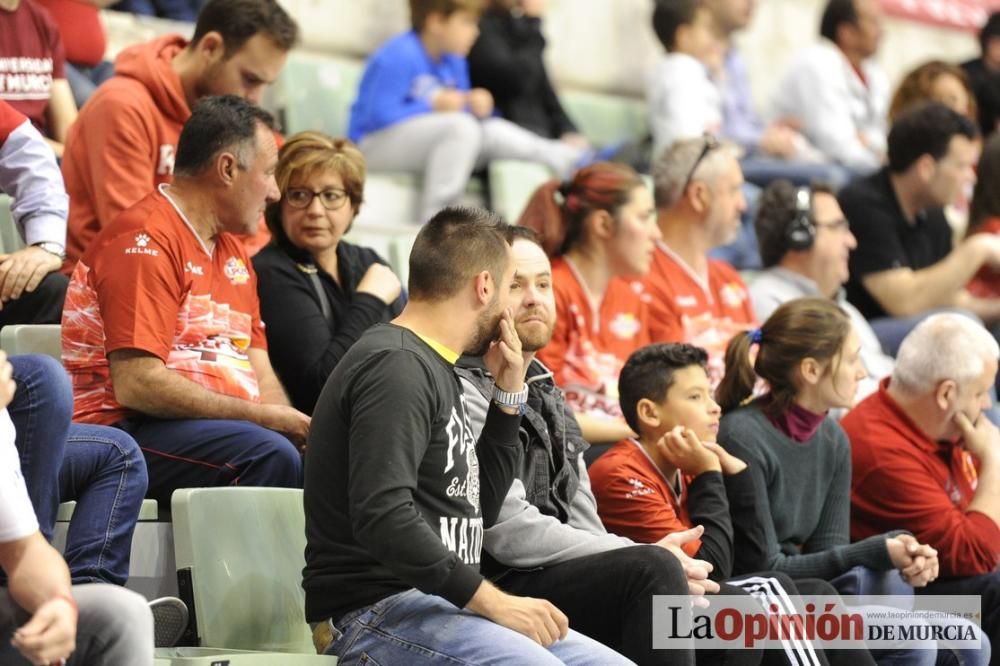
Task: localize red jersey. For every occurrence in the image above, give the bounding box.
[0,0,65,135]
[62,186,267,426]
[842,379,1000,577]
[641,243,756,389]
[588,438,701,555]
[536,257,652,421]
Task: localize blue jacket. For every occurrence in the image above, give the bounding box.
[348,31,470,143]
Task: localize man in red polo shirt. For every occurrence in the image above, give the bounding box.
[62,96,307,508]
[842,312,1000,653]
[641,136,756,389]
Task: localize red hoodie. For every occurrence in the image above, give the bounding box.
[61,35,270,273]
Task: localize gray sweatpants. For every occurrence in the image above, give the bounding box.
[360,112,585,224]
[0,584,154,665]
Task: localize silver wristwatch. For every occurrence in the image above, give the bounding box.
[32,241,66,260]
[493,384,529,415]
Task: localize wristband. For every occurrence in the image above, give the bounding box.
[493,384,528,415]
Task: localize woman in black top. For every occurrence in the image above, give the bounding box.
[468,0,588,149]
[253,132,405,414]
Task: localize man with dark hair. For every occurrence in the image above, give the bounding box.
[750,180,892,402]
[304,208,630,664]
[61,0,298,271]
[61,95,307,509]
[455,227,701,666]
[963,12,1000,137]
[838,102,1000,355]
[771,0,888,173]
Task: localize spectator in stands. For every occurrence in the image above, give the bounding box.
[968,133,1000,299]
[111,0,204,21]
[61,96,306,508]
[0,353,154,665]
[642,137,755,390]
[253,132,405,415]
[9,354,147,588]
[839,102,1000,356]
[456,227,705,666]
[771,0,888,174]
[703,0,849,189]
[0,100,70,326]
[468,0,588,150]
[717,299,938,584]
[348,0,587,225]
[518,162,659,445]
[751,180,892,402]
[0,0,78,159]
[61,0,298,271]
[889,60,977,124]
[304,207,632,664]
[33,0,115,108]
[963,12,1000,137]
[843,313,1000,656]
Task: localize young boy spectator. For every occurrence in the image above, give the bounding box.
[348,0,585,225]
[647,0,724,160]
[0,0,78,158]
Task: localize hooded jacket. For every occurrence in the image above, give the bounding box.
[61,35,270,272]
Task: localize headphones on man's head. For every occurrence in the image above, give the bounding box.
[783,186,817,251]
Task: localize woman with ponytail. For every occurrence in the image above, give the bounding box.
[519,161,660,444]
[717,297,939,583]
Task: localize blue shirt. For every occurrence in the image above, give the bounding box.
[348,31,470,143]
[720,48,763,152]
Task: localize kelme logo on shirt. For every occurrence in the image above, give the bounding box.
[224,257,250,285]
[125,233,159,257]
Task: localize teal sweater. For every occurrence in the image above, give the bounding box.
[719,402,895,580]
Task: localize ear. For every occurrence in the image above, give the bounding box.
[636,398,662,430]
[915,154,937,182]
[217,151,239,186]
[935,379,957,412]
[798,356,823,387]
[193,31,225,62]
[473,270,493,307]
[688,181,711,215]
[589,209,616,241]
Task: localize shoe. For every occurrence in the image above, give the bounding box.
[149,596,189,648]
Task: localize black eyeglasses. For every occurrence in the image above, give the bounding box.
[681,133,720,193]
[285,187,350,211]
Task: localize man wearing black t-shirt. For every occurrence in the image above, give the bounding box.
[302,207,635,664]
[839,102,1000,355]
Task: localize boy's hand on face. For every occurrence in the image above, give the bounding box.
[702,441,747,475]
[656,426,721,476]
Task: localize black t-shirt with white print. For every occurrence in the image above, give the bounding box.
[303,323,521,624]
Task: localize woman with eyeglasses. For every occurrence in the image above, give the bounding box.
[253,131,405,415]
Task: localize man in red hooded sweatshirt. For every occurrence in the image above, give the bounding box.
[60,0,297,272]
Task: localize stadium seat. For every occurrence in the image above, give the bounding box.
[170,487,335,663]
[0,324,61,359]
[489,159,553,223]
[274,52,363,137]
[560,90,648,147]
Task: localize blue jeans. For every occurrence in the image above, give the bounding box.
[8,354,147,585]
[324,588,635,665]
[114,417,303,510]
[918,572,1000,666]
[64,60,115,109]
